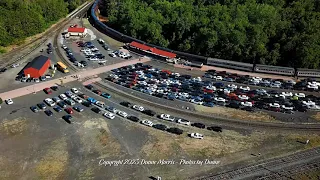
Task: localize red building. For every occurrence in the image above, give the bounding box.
[23,55,51,78]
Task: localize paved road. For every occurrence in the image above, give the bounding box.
[0,58,150,100]
[193,147,320,180]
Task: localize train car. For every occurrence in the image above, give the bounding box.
[206,58,253,72]
[254,64,295,76]
[296,68,320,78]
[175,51,207,63]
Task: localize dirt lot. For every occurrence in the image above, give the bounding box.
[195,105,278,122]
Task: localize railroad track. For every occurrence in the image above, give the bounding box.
[93,80,320,132]
[52,2,93,73]
[0,1,92,69]
[194,147,320,180]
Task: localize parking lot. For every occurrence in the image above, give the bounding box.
[102,62,320,123]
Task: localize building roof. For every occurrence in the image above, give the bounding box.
[68,27,86,33]
[24,55,49,70]
[129,41,176,58]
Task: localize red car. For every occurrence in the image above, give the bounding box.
[65,107,74,114]
[203,88,214,93]
[43,88,52,94]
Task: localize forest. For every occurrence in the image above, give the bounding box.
[0,0,87,53]
[101,0,320,68]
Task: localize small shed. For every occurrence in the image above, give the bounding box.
[67,27,87,37]
[23,55,51,78]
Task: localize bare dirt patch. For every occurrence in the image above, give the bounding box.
[0,118,28,136]
[311,112,320,121]
[141,124,265,160]
[195,105,277,122]
[80,119,122,158]
[35,137,69,180]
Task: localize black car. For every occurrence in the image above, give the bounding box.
[167,127,184,135]
[30,106,39,113]
[44,109,53,116]
[85,84,94,90]
[37,103,46,110]
[207,126,223,132]
[120,101,132,107]
[51,86,59,91]
[62,115,73,124]
[82,101,92,107]
[192,122,206,129]
[127,116,139,122]
[80,61,88,66]
[53,106,63,112]
[0,68,7,73]
[58,101,67,108]
[92,107,102,114]
[143,109,156,116]
[153,124,167,131]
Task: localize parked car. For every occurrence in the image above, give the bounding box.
[44,98,55,107]
[62,115,73,124]
[160,114,175,121]
[192,122,206,129]
[143,109,156,116]
[120,101,132,107]
[65,107,74,114]
[91,107,102,114]
[153,124,167,131]
[37,102,46,110]
[132,105,144,111]
[101,93,111,99]
[117,111,128,117]
[44,109,53,116]
[207,126,223,132]
[85,84,94,90]
[127,116,140,122]
[5,98,13,105]
[30,106,40,113]
[53,106,63,112]
[43,88,52,94]
[190,133,204,139]
[177,119,191,126]
[104,112,115,119]
[140,120,153,127]
[166,127,183,135]
[73,106,84,112]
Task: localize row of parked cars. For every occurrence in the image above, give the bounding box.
[84,84,221,138]
[204,70,320,91]
[30,87,87,123]
[80,41,106,63]
[62,43,87,67]
[106,63,320,114]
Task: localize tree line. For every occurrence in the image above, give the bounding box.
[101,0,320,69]
[0,0,87,52]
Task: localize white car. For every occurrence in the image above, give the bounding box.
[178,92,189,98]
[71,88,79,94]
[223,88,231,94]
[177,119,191,126]
[269,103,280,108]
[238,95,249,100]
[281,92,293,97]
[275,94,286,99]
[281,105,294,110]
[80,48,90,52]
[59,94,68,100]
[132,105,144,112]
[62,45,67,49]
[227,84,237,90]
[192,77,202,82]
[285,80,296,85]
[307,104,320,110]
[256,89,267,95]
[213,76,223,81]
[98,38,105,43]
[171,72,180,77]
[294,93,305,98]
[308,81,320,86]
[109,53,117,57]
[205,85,216,91]
[104,112,115,119]
[117,111,128,118]
[160,114,175,121]
[241,101,253,107]
[190,133,204,139]
[190,99,204,105]
[44,98,55,107]
[252,76,262,81]
[95,101,105,108]
[239,86,250,92]
[302,101,316,106]
[72,97,82,103]
[214,97,226,103]
[307,84,318,90]
[5,98,13,105]
[140,120,153,127]
[89,57,99,61]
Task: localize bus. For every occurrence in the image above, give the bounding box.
[56,62,69,73]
